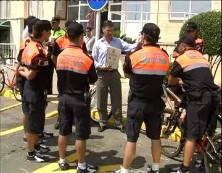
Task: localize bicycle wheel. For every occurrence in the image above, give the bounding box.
[161,108,184,158]
[204,133,222,173]
[0,71,5,93]
[13,84,22,102]
[90,90,112,123]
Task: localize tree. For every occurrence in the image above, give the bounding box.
[180,11,221,78]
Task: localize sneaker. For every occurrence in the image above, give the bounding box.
[77,165,97,173]
[35,144,50,154]
[58,160,70,171]
[147,165,159,173]
[41,132,54,138]
[115,124,126,133]
[113,169,122,173]
[23,137,44,144]
[26,152,50,162]
[169,167,189,173]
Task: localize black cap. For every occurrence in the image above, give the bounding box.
[141,23,160,39]
[175,35,196,47]
[67,22,84,38]
[185,21,198,32]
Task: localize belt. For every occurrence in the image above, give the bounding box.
[97,69,118,72]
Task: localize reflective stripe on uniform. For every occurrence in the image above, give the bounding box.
[57,67,88,74]
[183,63,210,72]
[132,69,167,75]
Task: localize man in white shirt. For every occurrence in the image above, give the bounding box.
[84,27,95,54]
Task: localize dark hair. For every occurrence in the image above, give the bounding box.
[26,16,36,25]
[33,20,52,39]
[141,23,160,44]
[65,20,76,28]
[185,21,198,32]
[103,20,113,28]
[86,27,92,31]
[52,16,61,23]
[28,18,40,34]
[67,22,84,42]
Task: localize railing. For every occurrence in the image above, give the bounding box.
[0,43,17,65]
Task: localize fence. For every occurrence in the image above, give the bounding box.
[0,43,17,65]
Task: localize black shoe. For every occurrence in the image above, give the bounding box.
[58,160,70,170]
[115,124,125,133]
[98,125,106,132]
[35,144,50,154]
[26,152,50,162]
[77,165,97,173]
[54,121,60,130]
[42,132,54,138]
[147,165,160,173]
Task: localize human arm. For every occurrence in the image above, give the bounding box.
[120,39,139,53]
[52,41,60,65]
[172,44,180,59]
[18,66,37,80]
[123,53,132,76]
[168,61,183,86]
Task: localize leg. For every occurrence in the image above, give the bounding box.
[122,141,136,169]
[27,132,39,152]
[96,73,109,127]
[109,71,122,125]
[22,113,27,135]
[151,139,161,163]
[183,139,196,167]
[58,135,68,159]
[75,140,86,163]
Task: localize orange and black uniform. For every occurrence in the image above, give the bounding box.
[21,40,49,134]
[124,44,170,141]
[170,49,219,140]
[53,34,88,59]
[56,45,97,139]
[16,36,34,94]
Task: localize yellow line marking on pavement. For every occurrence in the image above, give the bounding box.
[99,164,121,172]
[32,153,78,173]
[0,111,58,136]
[33,152,121,173]
[0,102,22,112]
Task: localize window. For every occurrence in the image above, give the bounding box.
[55,0,67,19]
[0,1,11,19]
[170,0,212,19]
[68,6,79,21]
[125,1,150,21]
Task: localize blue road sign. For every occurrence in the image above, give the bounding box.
[87,0,108,11]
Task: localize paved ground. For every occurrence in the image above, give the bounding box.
[0,79,209,173]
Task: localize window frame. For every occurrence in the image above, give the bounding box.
[169,0,212,21]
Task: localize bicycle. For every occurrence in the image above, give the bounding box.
[160,84,221,173]
[0,57,22,101]
[90,85,112,123]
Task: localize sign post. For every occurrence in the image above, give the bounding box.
[87,0,108,41]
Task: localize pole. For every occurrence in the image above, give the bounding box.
[95,11,101,41]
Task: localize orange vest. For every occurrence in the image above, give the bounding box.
[57,46,93,74]
[56,35,87,52]
[130,46,170,75]
[176,49,209,72]
[21,41,48,67]
[56,34,71,50]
